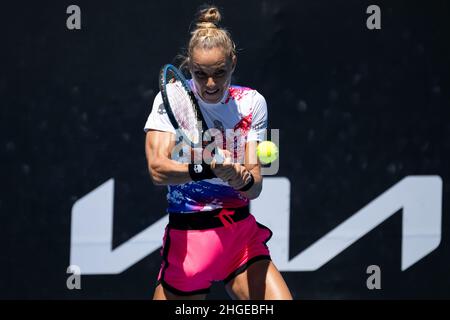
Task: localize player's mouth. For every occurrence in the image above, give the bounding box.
[205,88,220,95]
[202,88,221,102]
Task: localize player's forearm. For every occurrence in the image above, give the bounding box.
[148,157,191,186]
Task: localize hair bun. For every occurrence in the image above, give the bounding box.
[196,6,221,29]
[180,5,236,71]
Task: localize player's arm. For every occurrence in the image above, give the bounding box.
[241,140,263,199]
[145,129,192,185]
[235,140,262,200]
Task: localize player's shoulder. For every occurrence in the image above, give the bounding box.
[153,90,163,101]
[228,84,256,96]
[227,84,265,103]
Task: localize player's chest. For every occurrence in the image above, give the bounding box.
[200,104,253,134]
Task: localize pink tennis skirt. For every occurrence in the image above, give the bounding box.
[156,206,273,295]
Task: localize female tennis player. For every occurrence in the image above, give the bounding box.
[144,5,292,300]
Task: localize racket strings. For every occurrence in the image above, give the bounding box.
[166,74,200,143]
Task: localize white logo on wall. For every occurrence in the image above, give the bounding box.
[70,176,442,274]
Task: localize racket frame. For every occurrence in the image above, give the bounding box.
[159,64,208,148]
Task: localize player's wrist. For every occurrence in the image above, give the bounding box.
[188,163,217,181]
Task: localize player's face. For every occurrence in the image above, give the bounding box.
[189,47,236,103]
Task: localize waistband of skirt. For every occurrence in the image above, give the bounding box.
[168,206,250,230]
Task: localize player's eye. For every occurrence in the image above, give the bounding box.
[194,71,207,79]
[214,70,226,77]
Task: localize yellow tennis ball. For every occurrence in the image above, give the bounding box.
[257,141,279,164]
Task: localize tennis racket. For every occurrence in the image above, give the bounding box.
[159,64,226,162]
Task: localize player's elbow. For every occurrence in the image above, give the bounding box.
[247,194,260,201]
[148,159,166,186]
[245,183,263,200]
[150,172,165,186]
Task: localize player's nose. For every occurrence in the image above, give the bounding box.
[206,77,216,88]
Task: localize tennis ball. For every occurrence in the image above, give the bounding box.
[257,141,279,164]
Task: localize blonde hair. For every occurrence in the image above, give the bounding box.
[179,5,236,70]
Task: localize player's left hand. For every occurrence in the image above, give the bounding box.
[226,165,253,190]
[210,149,253,190]
[214,162,252,190]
